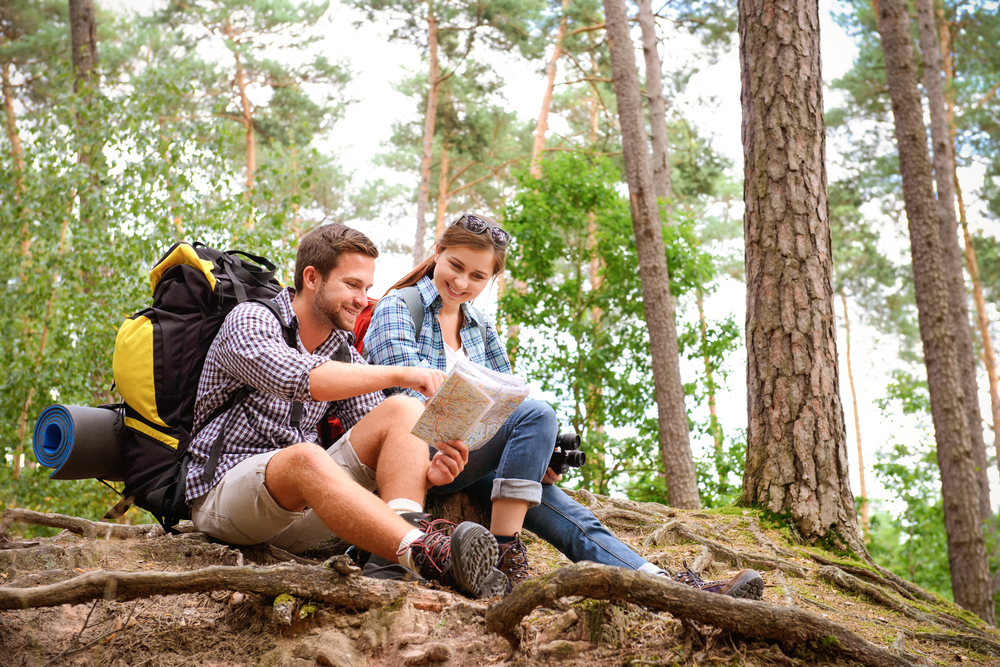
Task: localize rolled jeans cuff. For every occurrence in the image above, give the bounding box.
[491,477,542,507]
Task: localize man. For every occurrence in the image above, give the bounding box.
[184,223,499,598]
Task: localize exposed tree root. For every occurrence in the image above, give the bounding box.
[807,551,936,603]
[644,519,808,577]
[817,565,998,646]
[0,508,185,541]
[908,631,1000,657]
[484,562,913,667]
[0,557,416,612]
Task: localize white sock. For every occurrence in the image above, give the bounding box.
[639,562,668,577]
[387,498,423,515]
[397,528,424,570]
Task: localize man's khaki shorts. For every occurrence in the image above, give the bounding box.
[190,429,376,554]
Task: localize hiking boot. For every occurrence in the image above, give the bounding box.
[360,512,457,580]
[400,521,498,598]
[672,562,764,600]
[495,533,531,596]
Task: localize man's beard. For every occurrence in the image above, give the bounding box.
[314,288,355,332]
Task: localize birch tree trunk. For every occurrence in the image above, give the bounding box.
[875,0,993,623]
[915,0,991,521]
[602,0,699,509]
[738,0,862,555]
[414,5,440,265]
[637,0,673,208]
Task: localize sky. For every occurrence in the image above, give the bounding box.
[102,0,1000,512]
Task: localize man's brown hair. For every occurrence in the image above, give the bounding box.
[294,223,379,291]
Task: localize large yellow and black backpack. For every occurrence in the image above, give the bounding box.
[111,241,293,529]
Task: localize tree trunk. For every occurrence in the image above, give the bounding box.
[937,4,1000,484]
[414,5,439,266]
[435,136,450,238]
[874,0,993,623]
[68,0,97,96]
[530,0,569,177]
[637,0,673,209]
[840,289,868,541]
[2,60,25,201]
[13,209,71,478]
[697,290,724,460]
[68,0,98,176]
[602,0,699,509]
[957,178,1000,481]
[225,18,256,210]
[738,0,862,555]
[915,0,991,522]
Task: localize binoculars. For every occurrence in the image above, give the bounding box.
[549,432,586,475]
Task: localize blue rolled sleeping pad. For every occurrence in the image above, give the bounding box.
[33,404,126,482]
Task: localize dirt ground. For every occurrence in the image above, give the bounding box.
[2,489,999,666]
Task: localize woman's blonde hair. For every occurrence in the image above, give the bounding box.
[387,214,508,294]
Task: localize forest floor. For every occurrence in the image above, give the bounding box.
[2,488,998,667]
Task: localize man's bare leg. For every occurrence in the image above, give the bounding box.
[349,395,432,507]
[263,442,413,562]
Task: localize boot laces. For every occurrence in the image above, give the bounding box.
[399,530,452,575]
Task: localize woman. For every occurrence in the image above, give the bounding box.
[366,214,763,599]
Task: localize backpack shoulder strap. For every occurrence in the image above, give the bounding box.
[467,304,489,346]
[201,298,301,484]
[249,297,297,349]
[398,286,424,338]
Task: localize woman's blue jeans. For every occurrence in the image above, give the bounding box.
[430,399,649,570]
[432,399,554,506]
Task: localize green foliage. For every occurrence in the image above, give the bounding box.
[502,150,741,500]
[874,370,931,416]
[869,442,952,600]
[1,1,357,533]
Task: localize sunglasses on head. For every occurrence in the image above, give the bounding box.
[453,214,511,248]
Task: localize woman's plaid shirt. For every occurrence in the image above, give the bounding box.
[184,288,383,501]
[365,275,511,401]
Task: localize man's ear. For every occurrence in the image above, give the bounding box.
[301,266,322,291]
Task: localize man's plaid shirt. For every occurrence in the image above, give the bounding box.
[365,275,511,401]
[184,288,383,501]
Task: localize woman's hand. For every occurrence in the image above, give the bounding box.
[542,467,562,485]
[426,439,469,487]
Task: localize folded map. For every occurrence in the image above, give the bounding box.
[411,357,530,450]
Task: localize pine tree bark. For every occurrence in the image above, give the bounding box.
[874,0,993,623]
[915,0,991,522]
[69,0,98,174]
[738,0,861,554]
[937,4,1000,483]
[414,4,440,265]
[840,289,868,541]
[602,0,699,509]
[68,0,97,95]
[637,0,673,208]
[957,178,1000,480]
